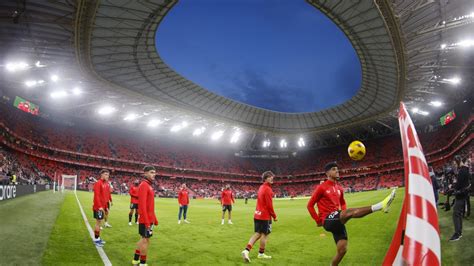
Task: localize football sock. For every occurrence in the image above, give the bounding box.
[94,230,100,239]
[140,255,147,264]
[129,214,132,222]
[246,244,252,251]
[133,249,140,261]
[135,214,139,223]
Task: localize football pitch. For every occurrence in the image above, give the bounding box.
[0,189,472,265]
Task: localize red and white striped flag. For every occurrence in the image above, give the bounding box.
[383,102,441,265]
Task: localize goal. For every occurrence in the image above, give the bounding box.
[61,174,77,193]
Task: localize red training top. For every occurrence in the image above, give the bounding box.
[93,179,106,211]
[138,179,158,227]
[178,188,189,206]
[221,189,235,205]
[254,182,277,221]
[307,179,346,226]
[129,186,139,204]
[103,181,112,205]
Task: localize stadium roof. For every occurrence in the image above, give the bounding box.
[0,0,472,150]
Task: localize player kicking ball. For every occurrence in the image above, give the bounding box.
[241,171,277,263]
[307,162,396,266]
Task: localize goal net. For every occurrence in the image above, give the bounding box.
[61,175,77,193]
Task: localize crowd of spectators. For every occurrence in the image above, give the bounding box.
[0,102,471,197]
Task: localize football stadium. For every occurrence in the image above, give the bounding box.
[0,0,473,265]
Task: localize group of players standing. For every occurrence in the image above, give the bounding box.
[92,162,396,266]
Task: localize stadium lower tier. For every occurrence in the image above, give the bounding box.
[0,102,472,179]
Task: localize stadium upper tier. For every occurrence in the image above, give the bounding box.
[0,103,471,183]
[0,0,472,150]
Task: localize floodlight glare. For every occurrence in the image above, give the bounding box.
[457,39,474,48]
[262,139,271,148]
[25,80,37,87]
[297,137,305,147]
[280,139,288,148]
[419,111,429,116]
[72,87,82,95]
[123,113,138,121]
[230,131,241,143]
[412,107,419,113]
[440,43,447,49]
[6,62,29,72]
[192,127,206,136]
[50,90,67,99]
[147,119,162,127]
[98,106,116,115]
[170,121,188,132]
[442,76,461,85]
[35,61,46,68]
[50,74,59,82]
[211,130,224,141]
[430,101,443,107]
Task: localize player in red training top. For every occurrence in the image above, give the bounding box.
[221,184,235,225]
[178,183,190,224]
[307,162,396,266]
[103,176,113,228]
[92,169,109,247]
[129,180,140,226]
[241,171,277,262]
[132,166,158,266]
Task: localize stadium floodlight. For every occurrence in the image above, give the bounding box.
[50,74,59,82]
[280,139,288,148]
[297,137,305,147]
[429,101,443,107]
[442,76,461,85]
[98,105,116,115]
[37,80,45,84]
[25,80,37,87]
[440,43,447,49]
[50,90,68,99]
[123,113,138,121]
[457,39,474,48]
[170,121,188,132]
[230,131,241,143]
[211,130,224,141]
[72,87,82,95]
[147,119,162,128]
[6,62,29,72]
[192,127,206,136]
[262,139,271,148]
[35,61,46,68]
[412,107,429,116]
[418,110,429,116]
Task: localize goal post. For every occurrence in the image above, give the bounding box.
[61,175,77,193]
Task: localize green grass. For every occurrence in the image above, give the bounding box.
[0,191,64,265]
[438,194,474,266]
[41,193,102,265]
[1,189,472,265]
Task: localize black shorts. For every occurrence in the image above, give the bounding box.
[93,210,104,220]
[254,219,272,235]
[222,205,232,212]
[138,223,154,238]
[130,203,138,210]
[323,210,348,243]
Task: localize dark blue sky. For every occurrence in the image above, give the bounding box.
[156,0,361,113]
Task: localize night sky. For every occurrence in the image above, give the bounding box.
[156,0,361,113]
